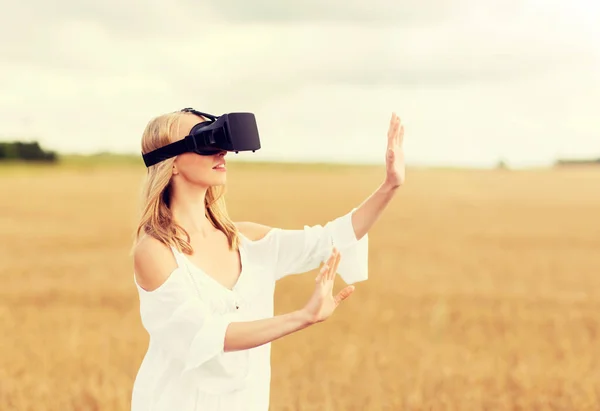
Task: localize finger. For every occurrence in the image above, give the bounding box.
[327,249,337,280]
[334,285,355,305]
[325,248,337,266]
[316,263,328,283]
[319,248,337,282]
[390,113,398,131]
[330,247,338,259]
[387,113,398,148]
[397,123,404,147]
[329,250,341,281]
[328,248,338,270]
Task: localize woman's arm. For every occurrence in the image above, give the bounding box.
[225,249,351,350]
[223,310,312,352]
[352,112,406,239]
[234,114,405,283]
[350,182,399,241]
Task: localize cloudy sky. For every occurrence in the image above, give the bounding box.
[1,0,599,167]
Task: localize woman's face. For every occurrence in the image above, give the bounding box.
[171,113,228,188]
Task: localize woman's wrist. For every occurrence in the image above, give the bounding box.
[292,308,317,328]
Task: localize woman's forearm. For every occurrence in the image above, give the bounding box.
[351,182,399,240]
[224,310,313,352]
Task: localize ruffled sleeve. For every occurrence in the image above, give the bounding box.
[270,208,369,284]
[136,268,243,374]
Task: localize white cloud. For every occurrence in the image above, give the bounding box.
[200,0,520,26]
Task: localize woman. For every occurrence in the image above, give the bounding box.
[130,108,405,411]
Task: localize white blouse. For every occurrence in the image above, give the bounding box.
[131,208,369,411]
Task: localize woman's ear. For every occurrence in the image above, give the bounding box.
[172,163,179,175]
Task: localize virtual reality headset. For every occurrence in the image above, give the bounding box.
[142,108,261,167]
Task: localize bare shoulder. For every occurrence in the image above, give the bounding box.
[133,235,178,292]
[235,221,274,242]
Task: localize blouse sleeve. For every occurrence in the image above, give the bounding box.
[137,268,242,373]
[270,208,369,284]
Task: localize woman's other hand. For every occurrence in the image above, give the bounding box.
[301,248,355,324]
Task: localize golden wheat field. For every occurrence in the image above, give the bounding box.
[1,160,599,411]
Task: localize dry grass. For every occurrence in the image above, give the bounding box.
[1,161,599,410]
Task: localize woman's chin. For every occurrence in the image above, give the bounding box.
[209,174,227,187]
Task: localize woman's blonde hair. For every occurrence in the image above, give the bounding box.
[132,110,239,254]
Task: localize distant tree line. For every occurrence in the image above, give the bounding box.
[0,141,57,162]
[555,158,600,166]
